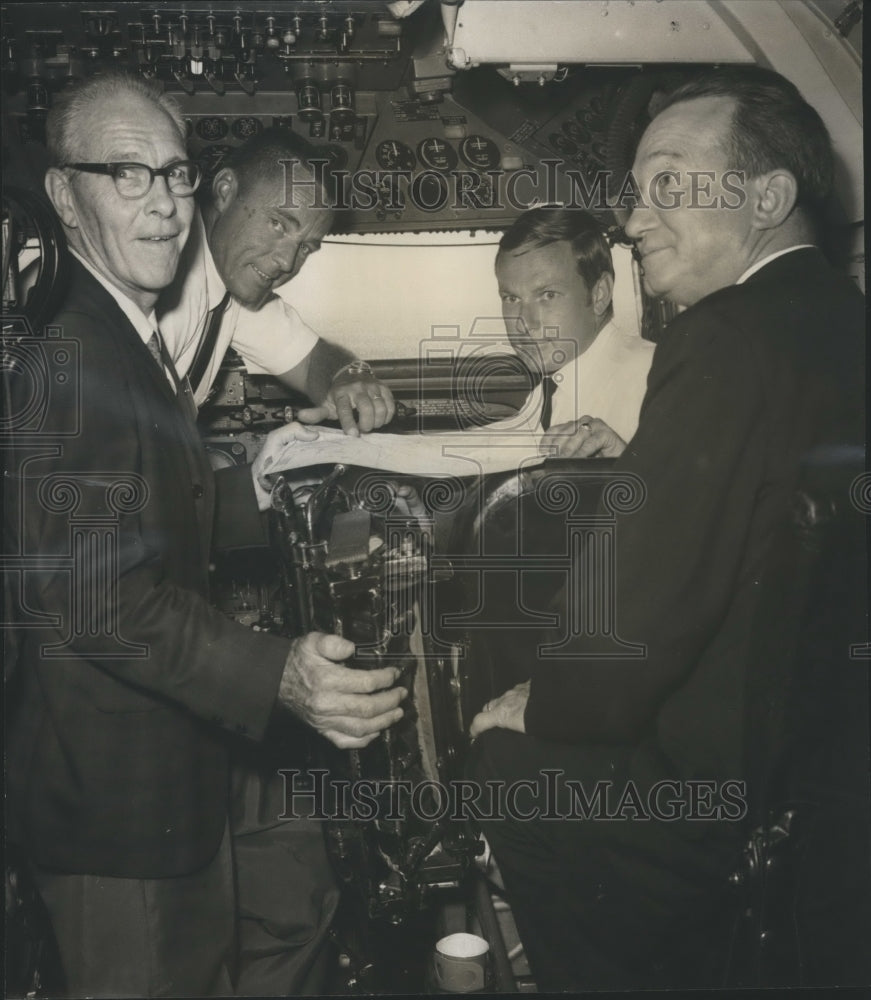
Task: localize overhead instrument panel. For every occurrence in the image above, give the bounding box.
[0,1,652,234]
[0,0,862,231]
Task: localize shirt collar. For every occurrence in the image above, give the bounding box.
[736,245,816,285]
[70,247,158,345]
[555,317,616,378]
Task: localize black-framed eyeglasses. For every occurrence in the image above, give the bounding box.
[62,161,202,199]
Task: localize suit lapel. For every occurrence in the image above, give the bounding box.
[64,261,180,411]
[64,260,216,557]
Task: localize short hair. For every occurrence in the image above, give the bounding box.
[498,207,614,293]
[46,72,185,166]
[219,126,339,209]
[656,65,834,213]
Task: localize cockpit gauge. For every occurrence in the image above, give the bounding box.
[549,132,578,157]
[375,140,416,171]
[417,137,458,172]
[195,116,229,142]
[231,116,262,141]
[316,143,349,172]
[577,107,600,130]
[563,119,590,145]
[197,144,234,180]
[459,135,501,170]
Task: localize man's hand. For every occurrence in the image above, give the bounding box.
[469,680,530,739]
[251,421,319,510]
[540,415,627,459]
[277,632,407,749]
[297,376,395,437]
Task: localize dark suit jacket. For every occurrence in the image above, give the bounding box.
[6,261,290,878]
[526,248,865,788]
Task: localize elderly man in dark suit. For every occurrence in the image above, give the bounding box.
[468,66,866,990]
[5,72,405,997]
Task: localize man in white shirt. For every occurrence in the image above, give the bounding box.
[492,207,653,452]
[159,126,394,435]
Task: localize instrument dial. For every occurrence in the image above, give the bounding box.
[459,134,501,170]
[231,116,262,141]
[195,116,229,142]
[375,140,416,171]
[577,107,600,129]
[562,119,590,145]
[417,137,458,172]
[549,133,578,156]
[316,143,349,172]
[197,144,233,180]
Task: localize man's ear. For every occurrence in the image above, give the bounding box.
[751,170,798,230]
[212,167,240,214]
[591,271,614,317]
[44,167,79,230]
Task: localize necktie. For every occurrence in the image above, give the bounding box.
[146,330,163,369]
[148,329,198,423]
[188,290,232,397]
[540,375,557,431]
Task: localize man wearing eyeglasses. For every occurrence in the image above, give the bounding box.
[6,72,405,996]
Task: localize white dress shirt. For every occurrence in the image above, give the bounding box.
[70,248,159,347]
[158,212,319,405]
[487,319,655,444]
[69,248,180,392]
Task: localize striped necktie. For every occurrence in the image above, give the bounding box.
[147,329,198,422]
[146,330,164,370]
[540,375,557,431]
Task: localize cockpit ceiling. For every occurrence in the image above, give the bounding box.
[1,1,862,229]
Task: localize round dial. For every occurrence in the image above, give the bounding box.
[563,119,590,145]
[197,144,234,180]
[576,107,600,129]
[417,137,458,172]
[231,116,262,141]
[375,140,416,171]
[459,134,501,170]
[195,116,229,142]
[316,143,349,172]
[549,133,578,156]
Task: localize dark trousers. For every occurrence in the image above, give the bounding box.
[231,762,340,995]
[32,766,339,998]
[468,729,742,991]
[32,825,236,998]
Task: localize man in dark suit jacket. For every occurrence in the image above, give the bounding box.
[468,66,866,989]
[5,72,405,996]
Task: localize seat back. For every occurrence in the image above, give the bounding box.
[728,454,870,987]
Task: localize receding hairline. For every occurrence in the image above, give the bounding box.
[641,94,737,156]
[46,73,186,166]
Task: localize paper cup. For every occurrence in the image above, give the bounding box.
[432,932,490,993]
